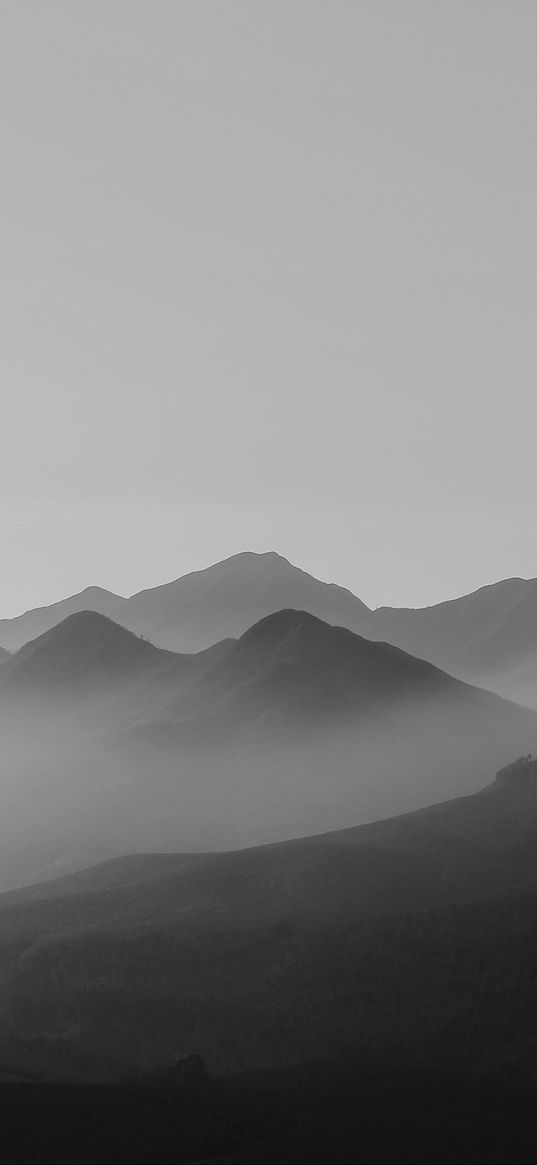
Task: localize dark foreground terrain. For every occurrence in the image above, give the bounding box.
[2,1065,537,1164]
[1,759,537,1160]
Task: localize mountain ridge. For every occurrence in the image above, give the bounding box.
[1,552,536,704]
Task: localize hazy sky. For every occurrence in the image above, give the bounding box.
[1,1,536,616]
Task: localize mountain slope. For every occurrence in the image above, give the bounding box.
[0,610,181,697]
[1,556,535,706]
[0,553,370,655]
[370,576,537,704]
[7,756,537,918]
[155,608,462,735]
[119,551,372,652]
[0,586,125,652]
[3,759,537,1084]
[2,608,537,889]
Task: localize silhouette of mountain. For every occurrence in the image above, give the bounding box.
[0,553,371,655]
[0,610,180,696]
[0,586,124,652]
[119,551,372,652]
[1,608,537,889]
[157,608,462,735]
[1,556,536,705]
[371,576,537,706]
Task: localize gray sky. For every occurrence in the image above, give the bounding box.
[1,1,536,616]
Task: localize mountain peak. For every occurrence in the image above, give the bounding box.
[0,611,174,695]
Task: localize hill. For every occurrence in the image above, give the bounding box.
[371,576,537,706]
[119,551,372,652]
[0,586,124,652]
[1,555,536,706]
[1,609,537,889]
[0,611,181,697]
[2,760,537,1088]
[0,553,370,655]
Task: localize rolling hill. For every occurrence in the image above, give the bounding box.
[2,758,537,1086]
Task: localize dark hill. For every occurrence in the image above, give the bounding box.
[2,609,537,890]
[6,756,537,921]
[3,761,537,1088]
[0,586,124,652]
[0,611,180,695]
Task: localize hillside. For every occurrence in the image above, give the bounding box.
[0,587,124,652]
[1,609,537,889]
[0,611,180,697]
[371,576,537,705]
[1,556,536,706]
[2,760,537,1087]
[119,551,372,652]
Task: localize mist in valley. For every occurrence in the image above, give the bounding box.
[1,609,537,890]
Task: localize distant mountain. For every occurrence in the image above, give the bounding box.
[0,610,181,698]
[1,556,536,705]
[371,576,537,706]
[3,758,537,1085]
[0,553,371,655]
[156,607,461,736]
[0,586,124,652]
[119,551,372,652]
[1,607,536,893]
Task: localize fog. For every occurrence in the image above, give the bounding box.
[1,664,536,892]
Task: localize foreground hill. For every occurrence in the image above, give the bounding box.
[1,608,537,888]
[2,759,537,1090]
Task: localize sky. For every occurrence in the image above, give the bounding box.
[1,1,536,616]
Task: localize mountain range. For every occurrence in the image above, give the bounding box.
[1,559,537,1160]
[1,604,537,890]
[1,551,536,706]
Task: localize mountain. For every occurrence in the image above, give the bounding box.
[0,586,124,652]
[119,551,372,652]
[1,555,536,706]
[2,757,537,1089]
[0,611,181,697]
[153,607,463,736]
[371,576,537,707]
[1,606,536,893]
[0,553,371,655]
